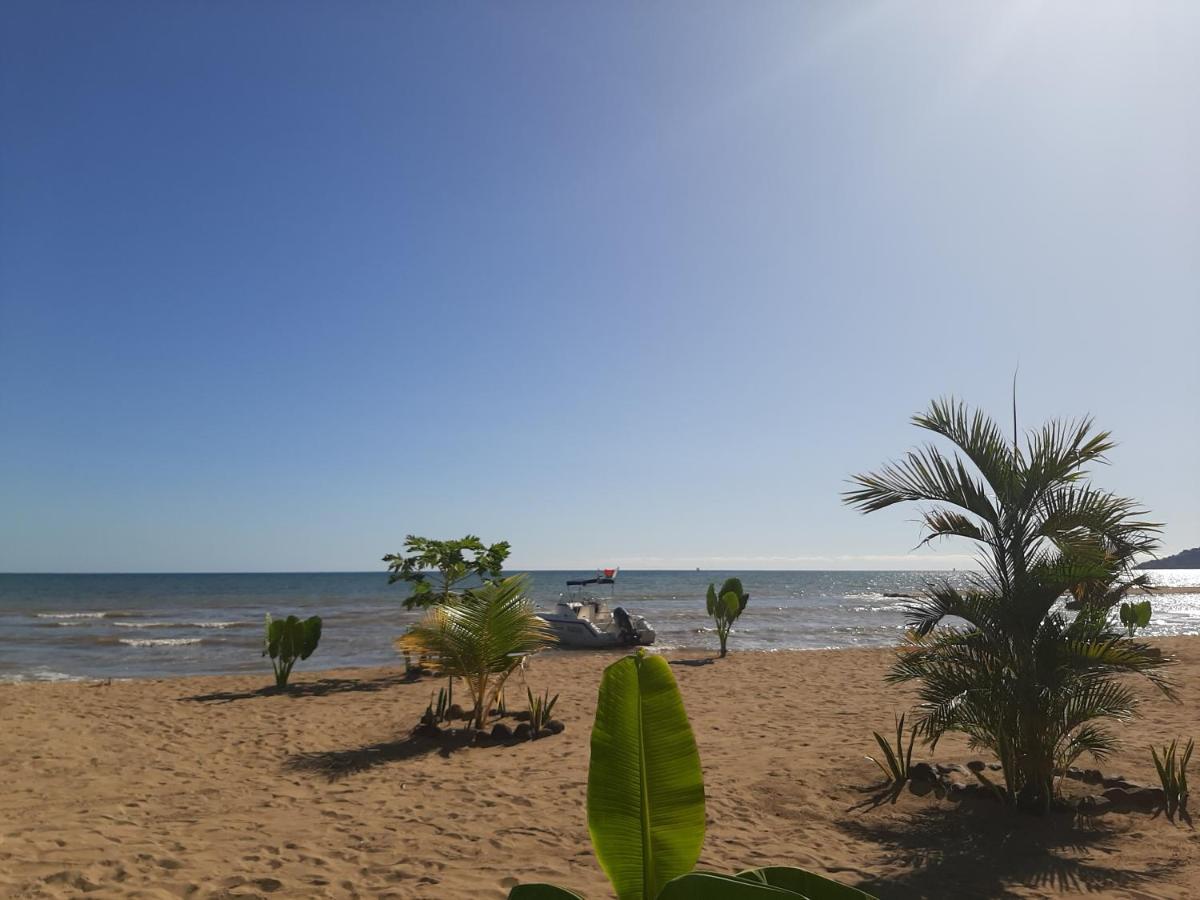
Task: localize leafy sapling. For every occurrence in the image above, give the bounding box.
[383,534,511,610]
[705,577,749,658]
[1119,599,1152,637]
[263,614,322,689]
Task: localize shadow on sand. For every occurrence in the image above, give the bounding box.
[179,671,420,704]
[843,802,1181,899]
[285,730,472,780]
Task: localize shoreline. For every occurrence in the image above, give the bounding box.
[3,638,1199,898]
[0,643,884,686]
[5,628,1199,686]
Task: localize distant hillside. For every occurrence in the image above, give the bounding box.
[1139,547,1200,569]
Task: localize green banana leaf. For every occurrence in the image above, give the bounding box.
[738,866,877,899]
[587,652,705,900]
[299,615,322,659]
[507,884,585,899]
[657,872,800,898]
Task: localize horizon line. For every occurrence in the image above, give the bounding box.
[0,566,975,576]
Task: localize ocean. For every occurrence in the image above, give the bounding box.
[3,569,1199,682]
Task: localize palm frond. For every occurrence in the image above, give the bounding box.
[1020,416,1115,505]
[915,508,989,549]
[845,444,1000,529]
[912,398,1015,502]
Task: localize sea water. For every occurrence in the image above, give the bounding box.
[2,570,1198,681]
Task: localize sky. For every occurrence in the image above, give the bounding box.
[2,1,1198,573]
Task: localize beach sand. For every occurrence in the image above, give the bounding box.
[2,639,1199,900]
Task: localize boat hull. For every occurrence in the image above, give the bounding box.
[539,614,655,649]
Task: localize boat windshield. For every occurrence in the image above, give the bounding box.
[566,569,617,601]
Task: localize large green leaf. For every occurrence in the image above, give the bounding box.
[507,884,585,900]
[720,577,745,598]
[283,616,303,660]
[265,615,304,660]
[587,652,705,900]
[300,615,322,659]
[738,866,877,899]
[658,872,799,898]
[264,615,283,658]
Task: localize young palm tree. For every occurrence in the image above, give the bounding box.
[398,573,555,729]
[844,397,1174,812]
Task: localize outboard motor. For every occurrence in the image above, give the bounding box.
[612,606,639,645]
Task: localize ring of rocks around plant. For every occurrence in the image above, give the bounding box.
[906,761,1168,815]
[411,704,565,748]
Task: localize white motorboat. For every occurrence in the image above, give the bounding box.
[538,569,656,649]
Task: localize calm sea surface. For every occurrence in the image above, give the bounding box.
[2,570,1198,682]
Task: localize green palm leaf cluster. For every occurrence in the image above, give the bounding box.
[399,574,555,729]
[844,397,1175,812]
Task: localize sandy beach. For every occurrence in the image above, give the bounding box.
[2,639,1198,900]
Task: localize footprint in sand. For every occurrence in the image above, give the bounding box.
[42,870,100,892]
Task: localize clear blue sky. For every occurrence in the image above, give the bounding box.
[2,2,1197,573]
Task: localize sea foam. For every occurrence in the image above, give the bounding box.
[0,668,82,683]
[112,621,239,629]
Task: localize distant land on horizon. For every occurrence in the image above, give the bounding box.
[1139,547,1200,569]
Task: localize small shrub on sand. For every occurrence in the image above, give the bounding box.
[1152,737,1193,819]
[526,687,558,739]
[399,574,554,729]
[867,713,916,787]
